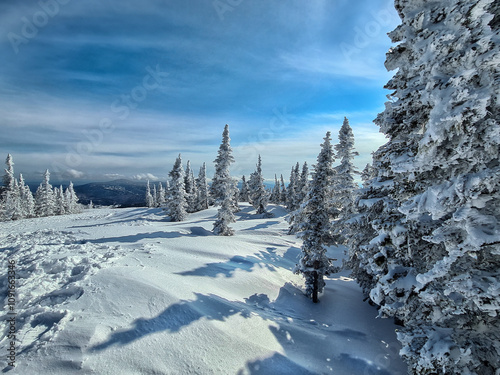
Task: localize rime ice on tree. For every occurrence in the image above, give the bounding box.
[294,132,337,302]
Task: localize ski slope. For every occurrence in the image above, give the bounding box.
[0,204,407,374]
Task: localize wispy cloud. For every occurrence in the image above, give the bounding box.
[0,0,398,183]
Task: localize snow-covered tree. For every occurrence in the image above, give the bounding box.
[2,180,21,221]
[167,155,188,222]
[145,180,155,208]
[288,162,311,234]
[184,160,197,213]
[212,125,237,235]
[19,174,35,218]
[195,163,209,211]
[212,184,236,236]
[286,163,300,211]
[248,155,270,215]
[2,154,15,195]
[294,132,336,302]
[331,117,359,243]
[1,154,19,221]
[54,186,66,215]
[152,184,158,207]
[64,182,82,214]
[157,182,166,207]
[210,124,236,205]
[361,163,374,184]
[269,175,281,204]
[279,174,287,205]
[35,169,55,217]
[238,175,250,202]
[297,162,309,205]
[351,1,500,373]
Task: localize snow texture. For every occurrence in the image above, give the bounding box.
[0,205,406,374]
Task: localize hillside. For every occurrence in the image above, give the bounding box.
[0,204,407,374]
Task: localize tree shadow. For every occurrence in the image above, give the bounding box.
[90,292,253,352]
[85,226,214,244]
[89,282,402,373]
[242,221,280,231]
[176,247,285,278]
[237,352,316,375]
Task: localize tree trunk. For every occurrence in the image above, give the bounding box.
[312,271,319,303]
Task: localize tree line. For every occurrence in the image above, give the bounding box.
[0,154,83,221]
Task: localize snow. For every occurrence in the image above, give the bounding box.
[1,204,406,374]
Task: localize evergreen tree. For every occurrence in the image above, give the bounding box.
[152,184,158,207]
[351,1,500,373]
[210,124,236,206]
[288,162,310,234]
[248,155,270,215]
[35,169,55,217]
[269,174,281,204]
[54,186,66,215]
[294,132,336,302]
[212,125,237,235]
[2,180,21,221]
[361,163,374,184]
[1,154,18,221]
[167,155,188,222]
[195,163,209,211]
[286,163,300,211]
[157,182,166,207]
[19,174,35,218]
[331,117,359,243]
[239,175,250,202]
[2,154,15,195]
[184,160,197,212]
[64,182,81,214]
[279,175,287,205]
[297,162,309,204]
[145,180,155,208]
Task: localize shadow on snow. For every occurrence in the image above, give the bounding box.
[176,247,301,278]
[89,283,386,374]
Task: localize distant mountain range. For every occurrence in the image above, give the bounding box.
[73,179,147,207]
[24,178,277,208]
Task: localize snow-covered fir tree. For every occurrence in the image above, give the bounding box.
[167,155,188,222]
[19,174,35,218]
[64,182,82,214]
[279,174,287,205]
[238,175,250,202]
[351,1,500,373]
[210,125,236,204]
[195,163,209,211]
[54,185,66,215]
[145,180,155,208]
[331,117,359,243]
[294,132,336,302]
[2,154,15,195]
[248,155,270,215]
[212,125,237,235]
[286,163,300,211]
[2,180,21,221]
[288,162,311,234]
[156,182,166,207]
[152,184,158,207]
[361,163,374,184]
[35,170,56,217]
[297,162,309,205]
[269,174,281,204]
[184,160,197,213]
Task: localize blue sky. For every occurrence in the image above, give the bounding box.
[0,0,400,184]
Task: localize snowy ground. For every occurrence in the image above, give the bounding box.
[1,204,407,374]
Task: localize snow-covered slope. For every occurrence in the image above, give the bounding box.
[1,204,407,374]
